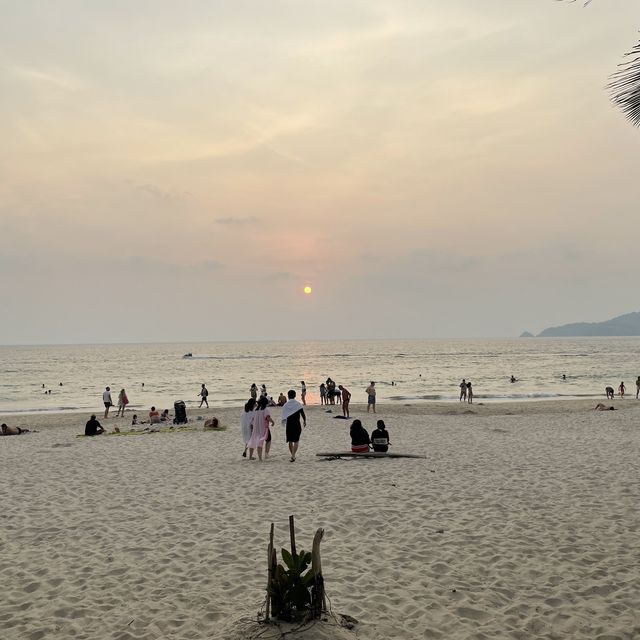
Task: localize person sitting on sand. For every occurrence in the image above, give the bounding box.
[160,409,170,421]
[350,419,370,453]
[605,386,615,400]
[1,423,30,436]
[131,414,138,426]
[594,403,615,411]
[277,393,287,406]
[267,396,277,407]
[85,415,105,436]
[204,416,221,430]
[370,420,390,453]
[149,407,161,424]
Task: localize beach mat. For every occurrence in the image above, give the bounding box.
[76,425,228,437]
[316,451,426,459]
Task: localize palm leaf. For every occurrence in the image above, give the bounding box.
[558,0,640,127]
[608,39,640,127]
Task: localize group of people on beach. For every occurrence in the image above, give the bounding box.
[605,378,640,400]
[459,379,474,403]
[241,390,306,462]
[350,419,390,453]
[102,387,129,418]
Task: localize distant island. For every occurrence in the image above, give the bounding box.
[535,311,640,337]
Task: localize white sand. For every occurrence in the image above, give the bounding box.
[1,399,639,639]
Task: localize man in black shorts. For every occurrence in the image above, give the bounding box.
[281,390,306,462]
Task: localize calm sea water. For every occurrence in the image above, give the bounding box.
[1,338,639,415]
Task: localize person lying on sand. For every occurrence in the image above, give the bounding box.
[85,415,105,436]
[1,423,31,435]
[204,416,219,430]
[594,403,615,411]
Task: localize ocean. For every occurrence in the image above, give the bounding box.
[1,338,639,415]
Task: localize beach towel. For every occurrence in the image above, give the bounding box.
[281,398,303,425]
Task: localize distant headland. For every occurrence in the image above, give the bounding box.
[523,311,640,337]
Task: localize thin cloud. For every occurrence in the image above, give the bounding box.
[215,216,261,225]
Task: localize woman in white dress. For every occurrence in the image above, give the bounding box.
[246,396,274,461]
[241,398,256,457]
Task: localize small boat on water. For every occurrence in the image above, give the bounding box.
[183,353,193,358]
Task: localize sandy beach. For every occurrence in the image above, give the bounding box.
[2,399,639,639]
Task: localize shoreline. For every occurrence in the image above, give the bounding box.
[2,396,638,425]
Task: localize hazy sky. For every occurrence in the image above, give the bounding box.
[1,0,639,344]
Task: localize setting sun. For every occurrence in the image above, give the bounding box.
[303,286,312,295]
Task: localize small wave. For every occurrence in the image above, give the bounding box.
[0,406,82,414]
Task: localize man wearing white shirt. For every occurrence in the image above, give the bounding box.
[103,387,113,418]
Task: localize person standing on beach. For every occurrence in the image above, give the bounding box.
[250,383,258,400]
[246,396,274,461]
[241,398,256,457]
[116,388,129,417]
[338,385,351,418]
[618,381,626,398]
[319,383,327,405]
[467,381,473,404]
[199,383,209,408]
[366,381,376,413]
[636,377,640,399]
[459,379,467,402]
[300,381,307,406]
[103,387,113,418]
[282,390,306,462]
[260,384,268,398]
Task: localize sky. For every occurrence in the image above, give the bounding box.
[1,0,639,344]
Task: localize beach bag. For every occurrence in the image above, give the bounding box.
[173,400,188,425]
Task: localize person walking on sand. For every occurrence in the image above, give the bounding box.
[467,381,473,404]
[338,385,351,418]
[116,388,129,417]
[282,390,306,462]
[103,387,113,418]
[199,383,209,408]
[246,395,274,461]
[300,381,307,406]
[618,381,626,398]
[366,381,376,413]
[241,398,256,458]
[459,379,467,402]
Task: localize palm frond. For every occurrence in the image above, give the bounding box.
[607,39,640,127]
